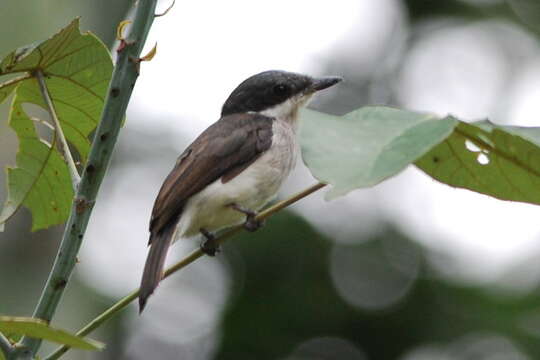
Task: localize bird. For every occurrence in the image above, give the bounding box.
[139,70,342,311]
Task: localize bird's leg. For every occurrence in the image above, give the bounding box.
[228,203,264,232]
[200,228,219,256]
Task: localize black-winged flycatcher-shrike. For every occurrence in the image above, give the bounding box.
[139,70,342,311]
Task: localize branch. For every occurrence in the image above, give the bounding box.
[35,70,81,191]
[44,182,326,360]
[0,332,13,358]
[17,1,159,357]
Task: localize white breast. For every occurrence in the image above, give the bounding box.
[174,119,298,240]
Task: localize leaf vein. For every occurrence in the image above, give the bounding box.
[445,137,489,189]
[49,74,103,101]
[44,43,98,69]
[40,29,77,68]
[65,58,110,79]
[52,96,97,125]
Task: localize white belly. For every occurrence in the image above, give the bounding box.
[175,120,298,239]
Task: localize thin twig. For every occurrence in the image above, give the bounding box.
[44,182,326,360]
[35,70,81,191]
[18,1,159,357]
[155,0,175,17]
[0,332,13,358]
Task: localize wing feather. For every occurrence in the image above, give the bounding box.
[140,112,274,311]
[149,112,274,239]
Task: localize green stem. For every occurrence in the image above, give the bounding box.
[35,70,80,191]
[18,1,159,358]
[0,333,13,358]
[44,182,326,360]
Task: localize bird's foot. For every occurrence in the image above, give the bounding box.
[228,203,265,232]
[200,228,219,256]
[244,214,264,232]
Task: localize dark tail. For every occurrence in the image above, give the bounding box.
[139,225,175,312]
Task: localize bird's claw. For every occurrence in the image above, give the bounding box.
[200,228,219,256]
[228,203,264,232]
[244,214,264,232]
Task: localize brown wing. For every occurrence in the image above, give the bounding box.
[149,112,274,240]
[140,113,273,311]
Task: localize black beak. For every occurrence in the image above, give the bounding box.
[310,76,343,92]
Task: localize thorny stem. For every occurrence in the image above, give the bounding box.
[35,70,81,191]
[44,182,327,360]
[18,0,159,357]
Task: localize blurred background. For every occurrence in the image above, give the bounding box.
[2,0,540,359]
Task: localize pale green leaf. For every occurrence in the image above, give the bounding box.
[299,107,458,199]
[0,18,112,231]
[0,74,29,104]
[0,83,73,231]
[0,17,113,160]
[416,120,540,204]
[0,317,103,351]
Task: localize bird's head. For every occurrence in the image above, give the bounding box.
[221,70,342,121]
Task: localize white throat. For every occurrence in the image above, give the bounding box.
[259,93,313,126]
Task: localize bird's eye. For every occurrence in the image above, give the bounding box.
[273,84,289,96]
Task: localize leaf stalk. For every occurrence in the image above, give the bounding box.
[35,70,81,192]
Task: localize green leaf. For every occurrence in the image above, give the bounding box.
[299,107,458,199]
[0,317,104,350]
[416,120,540,205]
[301,106,540,206]
[0,83,73,231]
[0,75,29,104]
[1,17,113,160]
[0,18,113,231]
